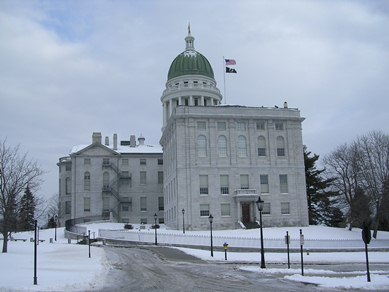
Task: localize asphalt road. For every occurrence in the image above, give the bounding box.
[94,245,358,292]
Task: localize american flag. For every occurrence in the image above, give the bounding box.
[225,59,236,65]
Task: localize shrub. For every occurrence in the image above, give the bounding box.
[124,224,133,230]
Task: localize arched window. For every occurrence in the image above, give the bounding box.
[84,171,90,191]
[197,135,207,157]
[103,172,109,189]
[276,136,285,157]
[217,135,228,157]
[257,136,267,156]
[238,135,247,157]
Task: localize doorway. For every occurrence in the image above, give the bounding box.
[242,203,250,223]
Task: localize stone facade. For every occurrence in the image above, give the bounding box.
[57,133,164,227]
[160,105,309,230]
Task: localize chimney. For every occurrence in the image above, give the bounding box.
[284,101,288,108]
[130,135,136,147]
[92,132,102,144]
[105,136,109,146]
[113,134,118,150]
[138,134,145,146]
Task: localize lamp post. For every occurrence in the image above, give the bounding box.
[154,213,158,245]
[54,215,58,241]
[208,214,214,257]
[256,196,266,268]
[182,209,185,234]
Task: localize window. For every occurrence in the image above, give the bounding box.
[217,136,228,157]
[217,122,226,131]
[197,121,206,130]
[140,197,147,211]
[122,204,129,212]
[103,197,110,211]
[121,158,129,166]
[194,98,199,106]
[200,204,210,217]
[238,136,247,157]
[158,196,164,211]
[140,159,146,165]
[140,218,147,224]
[65,201,71,215]
[158,159,163,165]
[275,122,284,130]
[257,136,267,156]
[279,174,288,193]
[240,174,249,189]
[256,121,265,130]
[221,203,231,216]
[65,177,71,194]
[159,218,164,224]
[65,164,71,171]
[158,171,163,184]
[277,136,285,157]
[281,202,290,215]
[84,158,91,165]
[84,197,90,212]
[237,122,247,131]
[103,158,110,165]
[260,175,269,193]
[220,175,229,194]
[140,171,147,185]
[200,175,209,194]
[103,171,109,189]
[263,202,271,215]
[84,172,90,191]
[197,135,207,157]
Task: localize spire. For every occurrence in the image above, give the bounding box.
[185,23,195,51]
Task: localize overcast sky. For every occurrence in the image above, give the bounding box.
[1,0,388,201]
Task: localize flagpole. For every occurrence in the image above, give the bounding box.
[223,56,226,104]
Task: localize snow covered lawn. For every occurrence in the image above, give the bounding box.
[1,224,388,291]
[0,229,108,291]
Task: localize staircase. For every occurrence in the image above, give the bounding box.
[243,221,260,229]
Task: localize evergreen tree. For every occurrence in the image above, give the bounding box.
[18,186,36,231]
[349,187,371,228]
[304,146,342,226]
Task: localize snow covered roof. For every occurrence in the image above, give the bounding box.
[69,142,162,155]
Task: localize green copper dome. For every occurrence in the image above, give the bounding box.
[168,51,214,80]
[167,30,215,80]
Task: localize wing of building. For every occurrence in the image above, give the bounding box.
[58,28,309,230]
[58,133,164,227]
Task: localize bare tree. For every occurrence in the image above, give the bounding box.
[0,139,43,253]
[355,131,389,238]
[323,143,361,230]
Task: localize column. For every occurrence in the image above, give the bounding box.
[200,96,204,106]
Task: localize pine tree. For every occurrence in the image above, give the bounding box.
[18,186,36,231]
[304,146,342,226]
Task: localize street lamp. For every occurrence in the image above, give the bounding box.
[182,209,185,234]
[54,215,58,241]
[256,196,266,268]
[154,213,158,245]
[208,214,214,257]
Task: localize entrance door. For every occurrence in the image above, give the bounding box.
[242,203,250,223]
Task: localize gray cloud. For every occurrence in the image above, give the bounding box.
[1,0,388,199]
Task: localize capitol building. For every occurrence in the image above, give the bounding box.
[58,29,309,230]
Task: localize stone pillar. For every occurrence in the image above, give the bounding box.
[190,95,193,106]
[200,96,204,106]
